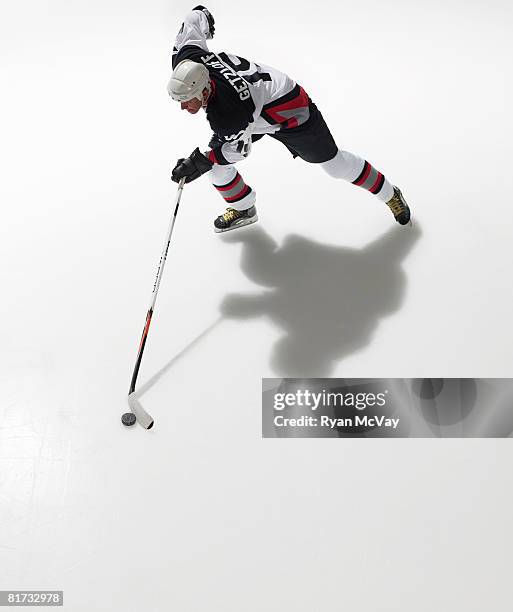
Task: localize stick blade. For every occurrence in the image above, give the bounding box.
[128,393,154,429]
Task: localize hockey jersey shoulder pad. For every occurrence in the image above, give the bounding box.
[172,44,206,69]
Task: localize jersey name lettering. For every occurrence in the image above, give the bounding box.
[201,53,251,101]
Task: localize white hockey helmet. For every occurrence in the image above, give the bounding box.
[167,60,210,102]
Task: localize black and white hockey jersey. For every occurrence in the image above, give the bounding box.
[172,9,311,165]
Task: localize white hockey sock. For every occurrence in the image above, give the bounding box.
[321,149,394,203]
[208,164,256,211]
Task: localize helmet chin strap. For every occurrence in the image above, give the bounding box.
[201,80,213,108]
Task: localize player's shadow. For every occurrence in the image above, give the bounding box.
[220,223,421,376]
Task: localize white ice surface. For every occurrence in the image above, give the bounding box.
[1,1,513,610]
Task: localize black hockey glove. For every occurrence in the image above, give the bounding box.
[192,5,215,38]
[171,147,213,184]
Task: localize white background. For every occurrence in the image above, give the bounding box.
[1,0,512,610]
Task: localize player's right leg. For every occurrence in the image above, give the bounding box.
[207,164,258,233]
[321,151,411,225]
[271,102,411,226]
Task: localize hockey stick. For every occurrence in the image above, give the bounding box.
[126,177,186,429]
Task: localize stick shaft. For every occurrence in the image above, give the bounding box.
[129,178,185,394]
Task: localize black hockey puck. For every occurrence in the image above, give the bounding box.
[121,412,137,426]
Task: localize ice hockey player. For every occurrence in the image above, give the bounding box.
[169,6,411,233]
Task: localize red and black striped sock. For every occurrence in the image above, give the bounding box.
[351,160,395,202]
[352,160,390,197]
[213,172,253,208]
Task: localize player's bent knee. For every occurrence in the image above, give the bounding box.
[208,164,238,185]
[320,149,365,182]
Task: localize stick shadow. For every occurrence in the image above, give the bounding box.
[219,223,421,376]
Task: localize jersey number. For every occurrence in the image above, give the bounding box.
[218,53,272,84]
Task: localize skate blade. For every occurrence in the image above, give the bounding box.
[214,215,258,233]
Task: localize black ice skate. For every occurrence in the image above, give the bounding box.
[214,205,258,233]
[386,187,411,226]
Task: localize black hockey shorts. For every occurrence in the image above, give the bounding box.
[252,102,338,164]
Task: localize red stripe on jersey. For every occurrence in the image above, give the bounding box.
[209,79,216,100]
[225,184,250,202]
[265,86,309,125]
[208,149,218,164]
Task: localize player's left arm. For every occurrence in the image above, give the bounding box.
[171,126,254,184]
[207,126,254,165]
